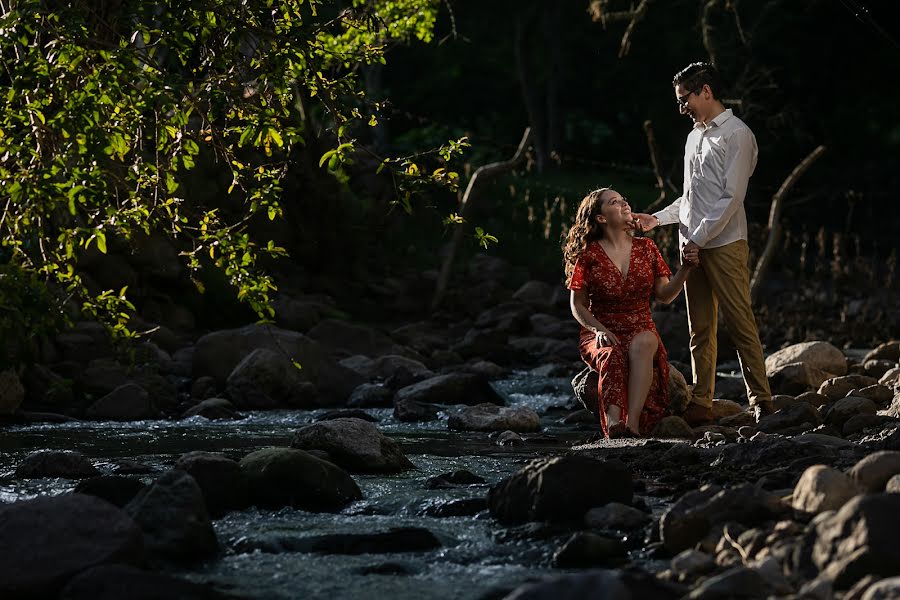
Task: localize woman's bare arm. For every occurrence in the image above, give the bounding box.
[570,288,620,345]
[653,263,695,304]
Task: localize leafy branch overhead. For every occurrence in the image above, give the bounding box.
[0,0,460,327]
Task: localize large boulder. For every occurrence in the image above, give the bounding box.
[124,470,218,563]
[448,404,541,433]
[307,318,407,358]
[192,324,363,404]
[86,383,157,421]
[769,361,832,396]
[849,451,900,493]
[488,456,632,525]
[173,451,250,517]
[16,450,100,479]
[766,341,847,377]
[0,494,144,599]
[792,465,861,514]
[0,369,25,414]
[239,447,362,511]
[225,348,317,409]
[819,375,880,401]
[757,401,823,434]
[59,564,230,600]
[291,418,414,473]
[394,373,505,406]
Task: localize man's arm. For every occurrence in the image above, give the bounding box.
[634,197,681,232]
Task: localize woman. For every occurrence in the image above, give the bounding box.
[564,188,694,438]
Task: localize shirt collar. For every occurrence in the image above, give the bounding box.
[694,108,734,131]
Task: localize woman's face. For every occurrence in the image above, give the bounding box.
[597,190,632,227]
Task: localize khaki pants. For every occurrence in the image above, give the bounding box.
[684,239,772,408]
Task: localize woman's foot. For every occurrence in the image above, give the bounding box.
[607,421,627,439]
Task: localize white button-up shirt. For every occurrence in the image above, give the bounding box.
[653,109,757,249]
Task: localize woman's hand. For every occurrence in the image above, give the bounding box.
[595,328,619,347]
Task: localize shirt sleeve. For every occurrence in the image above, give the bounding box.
[653,196,682,227]
[568,253,589,290]
[689,126,757,247]
[649,240,672,279]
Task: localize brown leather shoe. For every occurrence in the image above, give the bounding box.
[752,401,776,423]
[682,402,714,427]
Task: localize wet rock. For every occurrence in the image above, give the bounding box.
[424,470,486,488]
[584,502,650,530]
[652,416,695,439]
[500,569,684,600]
[236,526,441,555]
[87,383,157,421]
[660,483,787,554]
[808,493,900,588]
[757,401,823,434]
[193,324,363,404]
[225,348,317,409]
[291,417,414,473]
[395,372,504,406]
[16,450,100,479]
[125,470,218,563]
[769,361,833,396]
[552,532,625,568]
[819,375,880,401]
[766,341,847,378]
[448,403,540,433]
[347,383,394,408]
[0,369,25,414]
[393,397,440,422]
[317,408,378,422]
[190,376,217,400]
[792,465,860,514]
[0,494,144,599]
[497,431,525,446]
[488,455,632,525]
[74,476,146,508]
[849,451,900,493]
[824,396,878,427]
[239,447,362,511]
[181,398,238,420]
[421,497,487,517]
[58,564,231,600]
[686,566,772,599]
[173,451,249,517]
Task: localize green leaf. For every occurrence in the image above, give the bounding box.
[96,232,107,254]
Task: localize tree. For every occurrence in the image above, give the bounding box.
[0,0,464,336]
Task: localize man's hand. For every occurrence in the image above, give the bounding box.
[682,240,700,265]
[632,213,658,233]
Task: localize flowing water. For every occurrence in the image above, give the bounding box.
[0,373,607,600]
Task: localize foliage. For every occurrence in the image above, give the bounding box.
[0,263,64,367]
[0,0,464,330]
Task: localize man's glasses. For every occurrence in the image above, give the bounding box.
[676,89,698,108]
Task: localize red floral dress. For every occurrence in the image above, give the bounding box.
[569,237,672,437]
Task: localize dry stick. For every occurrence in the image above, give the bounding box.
[431,127,533,311]
[750,144,827,303]
[618,0,653,57]
[642,120,668,213]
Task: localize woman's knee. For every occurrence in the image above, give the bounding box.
[629,332,658,359]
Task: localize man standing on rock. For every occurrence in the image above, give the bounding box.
[634,62,774,424]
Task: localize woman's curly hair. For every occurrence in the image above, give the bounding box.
[563,188,610,285]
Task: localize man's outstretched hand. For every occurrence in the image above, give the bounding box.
[632,213,658,233]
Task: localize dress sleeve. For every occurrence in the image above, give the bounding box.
[649,239,672,279]
[568,253,589,290]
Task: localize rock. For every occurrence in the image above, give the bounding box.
[792,433,855,448]
[0,369,25,414]
[651,416,696,439]
[714,377,747,401]
[424,470,485,489]
[497,430,525,446]
[584,502,650,530]
[562,409,597,425]
[766,341,847,377]
[347,383,394,408]
[571,367,599,417]
[824,396,878,427]
[78,359,130,397]
[797,391,831,408]
[180,398,238,420]
[669,366,692,414]
[660,484,786,554]
[237,526,441,555]
[21,364,75,409]
[809,493,900,588]
[880,368,900,391]
[16,450,100,479]
[757,401,823,434]
[192,324,363,404]
[73,476,146,508]
[421,497,487,517]
[719,411,756,428]
[849,451,900,493]
[712,399,744,420]
[552,532,625,568]
[671,549,716,577]
[86,383,157,421]
[225,348,317,409]
[500,569,683,600]
[843,414,897,436]
[173,451,250,517]
[852,384,894,405]
[512,280,556,309]
[769,361,832,395]
[240,448,362,511]
[0,494,144,599]
[307,319,407,358]
[864,342,900,363]
[865,360,897,380]
[394,372,504,406]
[190,376,217,400]
[448,403,540,432]
[530,313,579,339]
[317,409,378,422]
[686,566,771,599]
[271,296,324,332]
[473,301,532,332]
[393,397,440,422]
[125,470,218,563]
[792,465,861,514]
[819,375,880,401]
[488,456,632,525]
[860,576,900,600]
[463,359,509,379]
[372,355,434,381]
[291,417,414,473]
[58,564,230,600]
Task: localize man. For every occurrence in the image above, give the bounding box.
[634,62,774,424]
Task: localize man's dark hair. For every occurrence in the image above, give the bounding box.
[673,62,724,99]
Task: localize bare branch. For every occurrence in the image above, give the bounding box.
[641,119,668,213]
[618,0,653,58]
